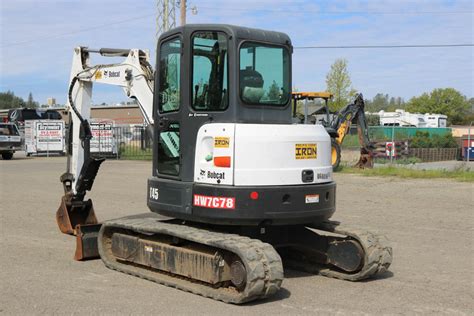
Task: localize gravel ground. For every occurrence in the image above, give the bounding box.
[1,154,472,315]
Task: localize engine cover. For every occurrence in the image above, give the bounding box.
[194,123,333,186]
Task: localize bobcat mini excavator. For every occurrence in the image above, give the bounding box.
[56,24,392,304]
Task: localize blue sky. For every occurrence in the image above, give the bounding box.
[0,0,472,105]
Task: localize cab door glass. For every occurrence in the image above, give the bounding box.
[158,123,180,175]
[192,32,228,111]
[159,38,181,113]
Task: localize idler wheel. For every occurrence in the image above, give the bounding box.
[230,260,246,289]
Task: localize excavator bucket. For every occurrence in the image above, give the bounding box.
[56,194,99,235]
[354,148,374,169]
[56,195,102,260]
[354,125,374,169]
[74,223,102,260]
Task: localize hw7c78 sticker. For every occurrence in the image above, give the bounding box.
[295,143,317,159]
[193,194,235,209]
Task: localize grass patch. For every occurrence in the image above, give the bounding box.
[340,134,361,148]
[374,157,422,165]
[339,165,474,182]
[119,145,152,160]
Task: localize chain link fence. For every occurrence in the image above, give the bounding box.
[342,126,460,163]
[90,124,152,160]
[91,124,460,162]
[408,148,459,162]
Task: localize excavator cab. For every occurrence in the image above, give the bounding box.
[148,25,335,225]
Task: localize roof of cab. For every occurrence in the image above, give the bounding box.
[159,24,292,46]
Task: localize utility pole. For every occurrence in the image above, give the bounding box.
[156,0,177,45]
[180,0,186,26]
[164,0,169,31]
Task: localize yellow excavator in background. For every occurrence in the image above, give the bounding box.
[292,92,374,169]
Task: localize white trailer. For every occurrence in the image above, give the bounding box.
[90,119,117,156]
[424,113,447,128]
[378,109,427,127]
[377,109,448,128]
[25,120,65,155]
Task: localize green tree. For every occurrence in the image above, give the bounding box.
[365,114,380,126]
[27,92,33,107]
[266,80,281,101]
[366,93,388,112]
[387,96,405,111]
[26,92,40,108]
[406,88,470,125]
[365,93,405,112]
[0,91,25,109]
[325,58,356,111]
[410,131,457,148]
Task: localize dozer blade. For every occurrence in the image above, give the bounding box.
[74,224,102,260]
[56,194,99,235]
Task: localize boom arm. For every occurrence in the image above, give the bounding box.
[66,47,154,195]
[330,94,373,168]
[57,47,155,239]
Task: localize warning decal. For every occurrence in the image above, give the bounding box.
[305,194,320,204]
[295,143,317,159]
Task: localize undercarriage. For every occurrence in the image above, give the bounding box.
[96,213,392,304]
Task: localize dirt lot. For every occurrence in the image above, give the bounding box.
[1,155,472,315]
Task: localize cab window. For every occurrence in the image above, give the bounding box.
[0,124,19,136]
[192,32,228,111]
[159,37,181,113]
[239,42,290,106]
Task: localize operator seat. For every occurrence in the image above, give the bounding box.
[240,68,264,103]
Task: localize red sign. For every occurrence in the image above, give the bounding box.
[385,142,396,157]
[193,194,235,209]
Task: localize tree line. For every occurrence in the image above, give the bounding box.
[0,91,39,109]
[325,58,474,125]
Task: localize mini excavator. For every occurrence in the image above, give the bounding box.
[56,24,392,304]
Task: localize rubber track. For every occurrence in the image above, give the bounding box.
[98,214,283,304]
[314,221,393,281]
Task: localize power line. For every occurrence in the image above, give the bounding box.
[2,9,472,51]
[197,5,474,15]
[1,13,155,49]
[294,44,474,49]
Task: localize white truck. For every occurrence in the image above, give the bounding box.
[0,123,22,160]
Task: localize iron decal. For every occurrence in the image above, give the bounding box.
[214,137,230,148]
[295,143,317,159]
